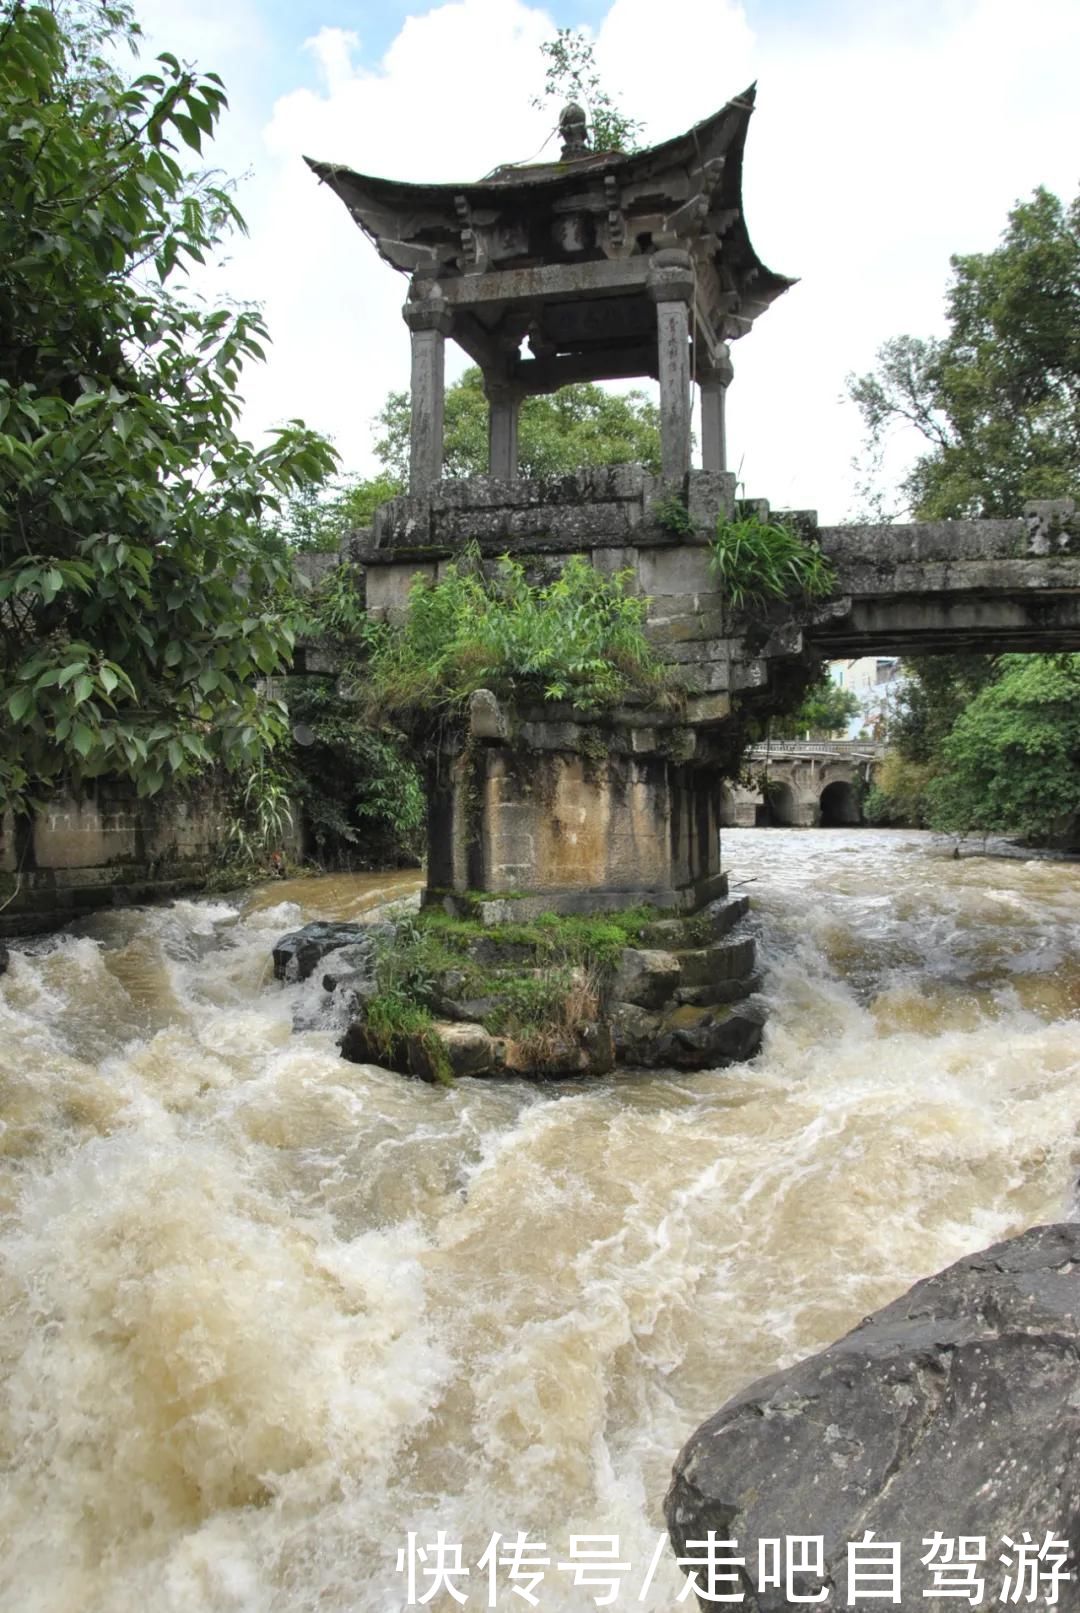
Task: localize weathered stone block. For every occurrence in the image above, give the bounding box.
[612,947,681,1009]
[364,562,436,622]
[676,936,755,987]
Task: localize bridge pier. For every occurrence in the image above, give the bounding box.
[426,714,728,917]
[354,471,1080,891]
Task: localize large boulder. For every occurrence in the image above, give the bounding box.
[272,921,390,982]
[666,1222,1080,1610]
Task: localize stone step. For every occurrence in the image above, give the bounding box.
[674,973,761,1008]
[675,935,756,987]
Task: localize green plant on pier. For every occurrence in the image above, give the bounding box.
[708,514,835,614]
[364,547,675,724]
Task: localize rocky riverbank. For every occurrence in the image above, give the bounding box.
[271,882,765,1079]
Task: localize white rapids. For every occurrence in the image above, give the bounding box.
[1,831,1078,1611]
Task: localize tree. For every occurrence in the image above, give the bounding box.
[850,187,1080,519]
[374,367,661,483]
[0,1,335,812]
[927,655,1080,845]
[532,28,642,155]
[850,186,1080,838]
[770,675,860,740]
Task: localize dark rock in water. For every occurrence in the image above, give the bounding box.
[612,999,764,1068]
[666,1222,1080,1610]
[272,921,385,982]
[0,941,8,977]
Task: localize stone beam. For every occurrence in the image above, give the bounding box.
[440,257,652,310]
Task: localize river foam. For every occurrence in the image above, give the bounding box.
[1,836,1078,1610]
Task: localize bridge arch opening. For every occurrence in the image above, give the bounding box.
[719,786,737,827]
[757,780,797,827]
[820,779,861,827]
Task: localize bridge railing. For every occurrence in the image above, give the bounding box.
[745,740,886,760]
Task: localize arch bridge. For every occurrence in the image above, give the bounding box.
[722,741,885,829]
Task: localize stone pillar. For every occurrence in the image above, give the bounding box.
[485,378,523,481]
[647,249,695,483]
[403,292,453,495]
[699,343,733,474]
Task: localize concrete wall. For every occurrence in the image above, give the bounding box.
[0,779,232,937]
[427,740,723,914]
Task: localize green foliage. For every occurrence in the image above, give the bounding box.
[708,515,835,614]
[532,28,643,154]
[365,548,673,722]
[0,0,336,813]
[850,187,1080,520]
[286,678,425,865]
[262,472,402,556]
[770,675,860,739]
[651,492,696,537]
[925,655,1080,843]
[374,367,661,483]
[863,753,937,827]
[888,655,998,765]
[212,760,295,884]
[421,904,655,974]
[285,563,424,865]
[364,919,453,1085]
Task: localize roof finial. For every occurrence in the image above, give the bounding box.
[558,102,590,161]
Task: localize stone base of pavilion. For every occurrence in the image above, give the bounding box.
[423,711,729,921]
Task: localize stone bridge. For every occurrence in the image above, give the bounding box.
[312,85,1080,918]
[352,468,1080,915]
[723,740,885,828]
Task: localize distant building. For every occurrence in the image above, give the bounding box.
[830,657,904,739]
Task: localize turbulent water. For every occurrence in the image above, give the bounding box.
[2,831,1079,1613]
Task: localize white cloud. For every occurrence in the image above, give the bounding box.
[134,0,1080,521]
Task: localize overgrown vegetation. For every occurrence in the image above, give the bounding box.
[283,561,425,866]
[709,514,835,614]
[207,760,296,888]
[364,547,674,724]
[362,919,454,1085]
[0,0,334,814]
[356,905,656,1077]
[532,28,643,154]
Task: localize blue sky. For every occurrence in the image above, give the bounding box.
[132,0,1080,522]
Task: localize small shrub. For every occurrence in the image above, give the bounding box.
[651,492,697,538]
[709,514,835,614]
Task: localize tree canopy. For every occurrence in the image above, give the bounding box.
[771,676,860,740]
[374,367,662,485]
[850,187,1080,520]
[0,0,334,812]
[852,185,1080,843]
[927,655,1080,845]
